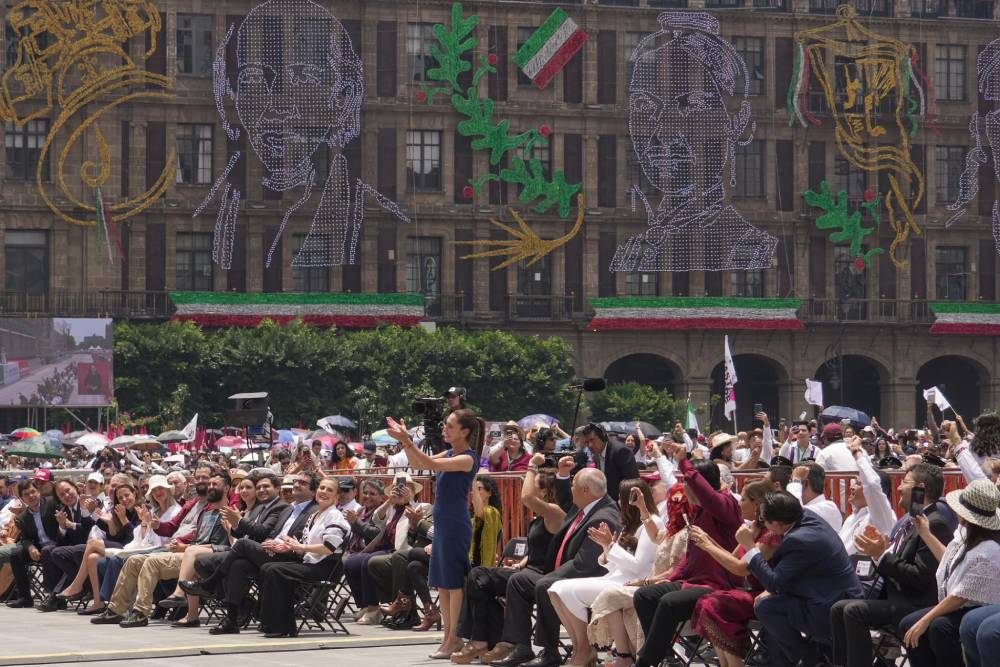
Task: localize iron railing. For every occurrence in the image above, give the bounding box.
[506,294,577,321]
[802,298,934,323]
[0,290,173,319]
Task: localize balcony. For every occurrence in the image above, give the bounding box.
[0,290,173,319]
[802,298,934,323]
[810,0,891,15]
[752,0,789,9]
[424,293,466,322]
[911,0,942,17]
[705,0,744,7]
[507,294,577,321]
[955,0,993,18]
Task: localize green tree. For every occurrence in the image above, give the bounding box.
[587,382,684,430]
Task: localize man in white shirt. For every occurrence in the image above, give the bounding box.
[838,441,896,555]
[814,423,859,472]
[787,462,843,531]
[336,477,362,514]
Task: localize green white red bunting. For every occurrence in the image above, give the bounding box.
[513,7,588,90]
[929,302,1000,335]
[169,292,425,328]
[588,297,804,331]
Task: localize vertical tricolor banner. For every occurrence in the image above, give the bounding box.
[513,8,588,91]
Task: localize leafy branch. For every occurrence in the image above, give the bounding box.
[418,2,582,218]
[804,180,884,266]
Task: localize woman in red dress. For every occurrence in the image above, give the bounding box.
[688,480,781,667]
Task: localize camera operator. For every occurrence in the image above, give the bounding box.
[445,386,467,412]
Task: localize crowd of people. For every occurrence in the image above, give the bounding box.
[0,396,999,667]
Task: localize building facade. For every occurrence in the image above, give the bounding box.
[1,0,998,428]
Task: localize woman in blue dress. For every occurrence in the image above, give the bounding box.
[386,409,484,659]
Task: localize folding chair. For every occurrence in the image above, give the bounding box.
[669,622,718,667]
[27,561,46,600]
[293,564,351,636]
[871,625,908,667]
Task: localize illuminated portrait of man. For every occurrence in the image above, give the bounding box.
[947,38,1000,253]
[611,12,776,273]
[196,0,407,269]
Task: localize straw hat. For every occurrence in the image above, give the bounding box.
[709,433,737,459]
[945,479,1000,531]
[501,420,525,441]
[391,471,423,495]
[145,474,174,499]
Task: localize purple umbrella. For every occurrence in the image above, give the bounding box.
[517,414,558,431]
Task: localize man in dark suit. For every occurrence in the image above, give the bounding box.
[579,422,639,501]
[6,479,61,608]
[830,463,956,667]
[42,479,99,610]
[180,472,319,635]
[741,491,863,667]
[492,468,621,667]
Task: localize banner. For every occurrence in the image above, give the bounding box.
[724,336,737,423]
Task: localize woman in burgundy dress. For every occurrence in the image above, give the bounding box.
[688,480,781,667]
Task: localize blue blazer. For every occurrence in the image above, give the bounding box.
[748,512,863,604]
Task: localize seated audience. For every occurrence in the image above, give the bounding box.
[786,463,843,531]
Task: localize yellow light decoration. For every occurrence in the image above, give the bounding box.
[792,5,925,268]
[0,0,176,226]
[455,193,586,270]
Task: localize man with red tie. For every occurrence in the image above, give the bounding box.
[492,469,621,667]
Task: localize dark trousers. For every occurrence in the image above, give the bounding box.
[214,538,297,607]
[458,565,514,646]
[368,546,432,606]
[830,598,917,667]
[9,543,61,600]
[344,549,389,607]
[193,551,228,582]
[898,606,971,667]
[258,557,341,635]
[49,544,85,592]
[634,582,712,666]
[754,593,834,667]
[501,567,544,648]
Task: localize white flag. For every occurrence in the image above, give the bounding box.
[804,379,824,407]
[923,386,952,412]
[180,413,198,441]
[724,336,737,422]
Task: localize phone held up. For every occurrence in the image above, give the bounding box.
[909,486,926,517]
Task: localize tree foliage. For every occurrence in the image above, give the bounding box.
[586,382,684,430]
[113,322,578,433]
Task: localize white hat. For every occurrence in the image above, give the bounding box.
[391,471,423,495]
[945,479,1000,531]
[145,474,174,499]
[87,472,105,484]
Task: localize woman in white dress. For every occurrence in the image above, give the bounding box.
[549,479,662,666]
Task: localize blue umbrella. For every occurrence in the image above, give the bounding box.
[276,430,295,444]
[517,414,557,430]
[371,429,399,446]
[45,429,65,443]
[820,405,871,428]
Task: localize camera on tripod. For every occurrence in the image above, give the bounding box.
[411,396,446,454]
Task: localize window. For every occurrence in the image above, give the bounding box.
[406,130,442,191]
[517,141,551,197]
[4,119,49,181]
[4,231,48,295]
[834,156,866,202]
[624,32,644,87]
[735,141,764,197]
[292,234,330,292]
[911,0,941,17]
[733,37,764,96]
[648,0,689,5]
[407,23,436,82]
[517,28,534,87]
[517,255,550,295]
[627,137,658,195]
[176,124,213,185]
[5,24,20,69]
[176,14,213,76]
[313,144,330,184]
[626,272,659,296]
[955,0,993,18]
[405,237,442,306]
[835,245,867,319]
[935,145,965,203]
[175,233,213,291]
[935,45,966,102]
[730,270,763,297]
[935,246,967,300]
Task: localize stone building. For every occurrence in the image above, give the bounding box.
[1,0,998,428]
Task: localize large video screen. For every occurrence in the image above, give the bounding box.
[0,318,113,407]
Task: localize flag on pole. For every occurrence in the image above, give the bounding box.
[180,413,198,441]
[723,335,737,423]
[804,379,824,407]
[923,386,952,412]
[686,394,699,434]
[513,8,588,90]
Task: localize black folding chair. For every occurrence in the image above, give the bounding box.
[293,562,350,635]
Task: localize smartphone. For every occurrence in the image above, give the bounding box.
[681,511,691,527]
[909,487,926,517]
[395,478,406,493]
[630,487,641,503]
[753,403,763,416]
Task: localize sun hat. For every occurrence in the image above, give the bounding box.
[391,471,423,495]
[709,433,737,459]
[145,474,174,499]
[945,479,1000,531]
[87,472,105,484]
[501,420,525,441]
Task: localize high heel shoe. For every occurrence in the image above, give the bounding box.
[57,590,85,602]
[413,603,441,632]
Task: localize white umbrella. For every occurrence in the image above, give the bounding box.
[76,432,111,454]
[164,453,186,463]
[111,435,136,447]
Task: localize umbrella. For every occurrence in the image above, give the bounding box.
[216,435,248,448]
[163,453,186,463]
[130,437,165,453]
[820,405,871,428]
[517,414,558,430]
[318,415,356,430]
[10,427,39,440]
[276,430,295,444]
[76,432,111,454]
[63,430,88,445]
[371,429,399,446]
[157,430,190,443]
[45,429,65,443]
[601,421,663,438]
[5,434,63,459]
[111,435,136,447]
